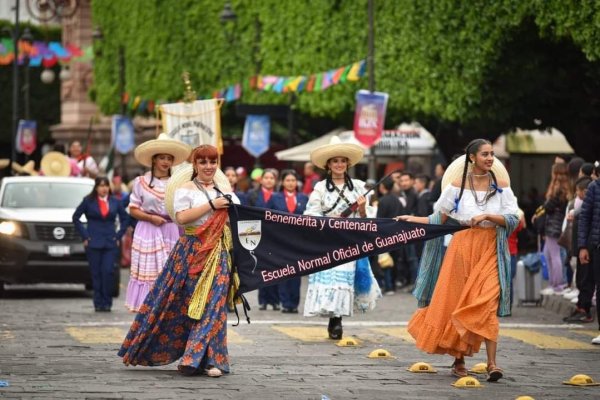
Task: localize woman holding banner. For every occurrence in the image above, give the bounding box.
[124,134,192,312]
[119,144,240,378]
[266,169,309,313]
[303,136,381,340]
[398,139,519,382]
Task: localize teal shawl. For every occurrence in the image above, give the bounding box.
[413,212,520,317]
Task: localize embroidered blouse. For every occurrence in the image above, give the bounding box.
[129,172,169,217]
[435,184,518,227]
[174,187,240,227]
[304,179,375,218]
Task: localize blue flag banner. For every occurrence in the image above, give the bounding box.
[112,115,135,155]
[242,115,270,158]
[228,205,466,293]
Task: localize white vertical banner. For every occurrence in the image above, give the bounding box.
[159,99,223,153]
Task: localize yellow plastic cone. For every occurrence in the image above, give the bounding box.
[562,374,600,386]
[336,337,360,347]
[367,348,393,359]
[407,362,437,373]
[469,362,488,374]
[451,376,484,388]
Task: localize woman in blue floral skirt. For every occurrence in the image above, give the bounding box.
[118,145,240,377]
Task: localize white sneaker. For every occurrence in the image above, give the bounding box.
[540,287,555,295]
[571,297,579,304]
[592,335,600,345]
[564,289,580,300]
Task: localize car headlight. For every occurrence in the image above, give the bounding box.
[0,221,24,237]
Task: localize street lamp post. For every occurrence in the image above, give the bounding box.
[10,0,21,173]
[367,0,377,180]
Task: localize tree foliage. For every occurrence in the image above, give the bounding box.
[91,0,600,157]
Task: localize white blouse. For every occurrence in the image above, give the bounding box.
[434,184,518,227]
[174,187,240,227]
[304,179,375,218]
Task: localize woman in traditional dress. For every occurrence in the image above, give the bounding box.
[124,133,192,312]
[399,138,519,382]
[266,169,309,313]
[118,144,240,377]
[303,136,381,339]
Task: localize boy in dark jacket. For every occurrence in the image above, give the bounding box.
[577,178,600,343]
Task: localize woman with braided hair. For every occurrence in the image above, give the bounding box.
[303,136,381,340]
[398,139,519,382]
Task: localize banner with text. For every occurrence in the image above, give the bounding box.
[353,89,389,148]
[159,99,223,153]
[229,205,466,293]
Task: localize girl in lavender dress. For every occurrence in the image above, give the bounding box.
[124,134,191,312]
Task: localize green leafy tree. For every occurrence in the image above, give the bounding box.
[91,0,600,159]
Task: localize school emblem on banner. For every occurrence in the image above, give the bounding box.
[16,120,37,155]
[237,220,262,273]
[242,115,270,158]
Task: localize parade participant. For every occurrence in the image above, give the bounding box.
[118,144,240,377]
[399,139,518,382]
[69,140,99,178]
[303,136,381,340]
[224,166,248,205]
[266,169,309,313]
[248,168,281,311]
[302,162,321,195]
[124,133,191,312]
[73,177,130,312]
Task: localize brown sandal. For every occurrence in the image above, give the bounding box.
[487,363,503,382]
[451,359,468,378]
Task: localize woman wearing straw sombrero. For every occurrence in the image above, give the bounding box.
[303,136,381,340]
[119,144,241,378]
[124,133,192,312]
[398,139,519,382]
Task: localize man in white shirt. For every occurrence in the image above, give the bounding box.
[69,141,99,178]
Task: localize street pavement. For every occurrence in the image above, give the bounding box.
[1,270,600,399]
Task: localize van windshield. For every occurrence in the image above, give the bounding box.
[1,182,92,208]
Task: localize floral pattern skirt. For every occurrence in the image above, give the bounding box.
[118,235,230,373]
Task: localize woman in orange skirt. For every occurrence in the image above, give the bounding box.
[397,139,519,382]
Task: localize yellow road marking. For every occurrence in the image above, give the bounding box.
[370,327,416,343]
[66,327,126,344]
[227,329,252,344]
[271,326,328,342]
[500,329,597,350]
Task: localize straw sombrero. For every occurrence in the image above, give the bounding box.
[164,162,232,223]
[0,159,9,169]
[12,160,39,176]
[310,135,364,169]
[40,152,71,177]
[134,133,192,168]
[441,154,510,191]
